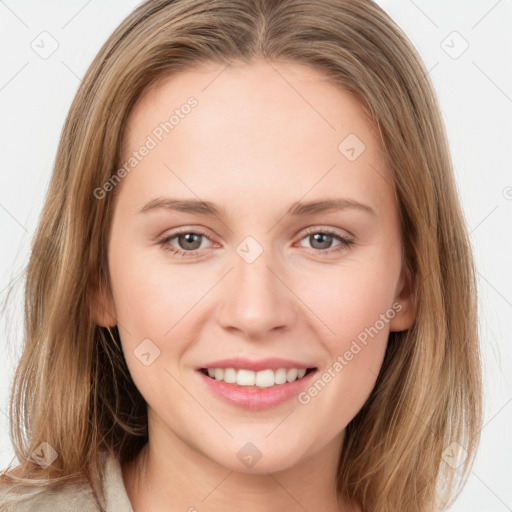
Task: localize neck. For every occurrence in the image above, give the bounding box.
[122,420,359,512]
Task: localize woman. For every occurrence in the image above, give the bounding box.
[0,1,482,511]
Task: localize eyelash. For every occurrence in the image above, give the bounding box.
[158,227,354,258]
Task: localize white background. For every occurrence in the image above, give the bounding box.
[0,1,511,510]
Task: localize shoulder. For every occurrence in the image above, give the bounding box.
[0,452,116,512]
[0,449,133,512]
[0,479,100,512]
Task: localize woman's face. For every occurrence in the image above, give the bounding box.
[97,59,415,474]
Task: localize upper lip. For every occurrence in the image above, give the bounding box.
[198,357,317,372]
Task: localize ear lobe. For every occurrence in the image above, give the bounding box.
[389,263,416,332]
[88,279,117,328]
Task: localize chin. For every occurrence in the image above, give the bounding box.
[204,440,305,475]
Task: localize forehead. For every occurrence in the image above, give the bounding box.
[119,59,394,217]
[126,59,376,147]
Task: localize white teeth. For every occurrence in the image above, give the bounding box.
[236,369,255,386]
[223,367,237,384]
[286,368,298,382]
[274,368,287,385]
[205,367,312,387]
[255,369,275,388]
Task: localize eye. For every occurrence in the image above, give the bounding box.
[158,228,214,258]
[158,226,354,258]
[297,227,354,255]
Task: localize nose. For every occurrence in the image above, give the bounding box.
[215,243,298,340]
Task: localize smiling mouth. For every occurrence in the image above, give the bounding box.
[199,367,317,388]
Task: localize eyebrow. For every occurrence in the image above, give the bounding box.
[138,197,377,218]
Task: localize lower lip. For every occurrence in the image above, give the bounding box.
[196,369,317,410]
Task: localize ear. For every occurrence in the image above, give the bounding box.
[88,275,117,328]
[389,262,416,332]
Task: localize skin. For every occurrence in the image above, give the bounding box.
[93,58,415,512]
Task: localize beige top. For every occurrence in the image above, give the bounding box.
[0,451,134,512]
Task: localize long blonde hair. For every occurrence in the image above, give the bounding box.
[0,1,482,511]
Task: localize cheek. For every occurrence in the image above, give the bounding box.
[295,259,397,394]
[108,252,204,402]
[293,268,394,426]
[299,258,399,341]
[108,243,204,347]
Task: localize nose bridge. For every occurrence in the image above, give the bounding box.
[216,234,296,338]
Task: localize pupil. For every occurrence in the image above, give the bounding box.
[311,233,332,250]
[180,233,201,250]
